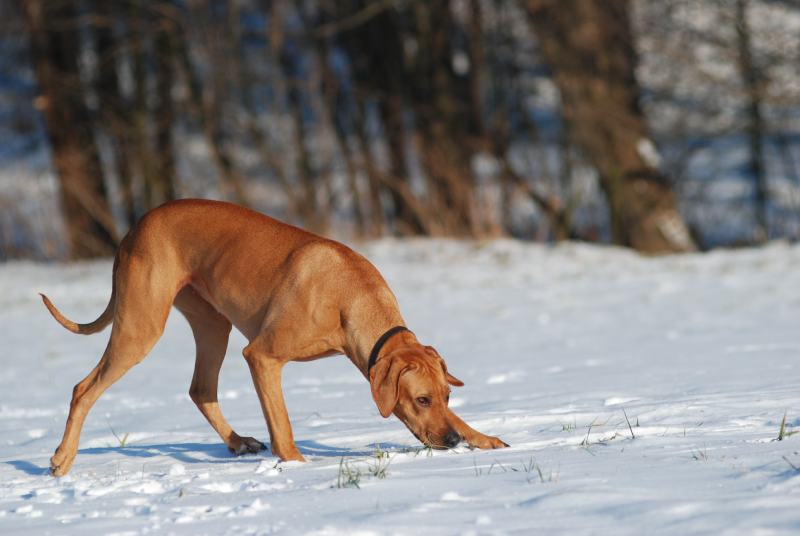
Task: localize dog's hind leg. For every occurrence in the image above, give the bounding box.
[174,287,265,455]
[50,259,175,476]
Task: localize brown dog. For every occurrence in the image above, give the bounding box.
[42,199,507,476]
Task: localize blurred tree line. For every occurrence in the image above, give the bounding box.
[2,0,799,259]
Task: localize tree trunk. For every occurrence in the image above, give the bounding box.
[309,6,367,236]
[233,0,300,219]
[149,10,178,207]
[23,0,118,258]
[280,48,327,233]
[735,0,768,243]
[92,0,136,228]
[526,0,695,253]
[378,96,427,235]
[128,0,152,221]
[337,0,427,235]
[354,94,385,236]
[409,0,478,236]
[173,3,249,206]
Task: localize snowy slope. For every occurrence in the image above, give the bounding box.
[1,240,799,535]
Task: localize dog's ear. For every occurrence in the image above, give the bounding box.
[369,354,410,418]
[425,346,465,387]
[444,370,464,387]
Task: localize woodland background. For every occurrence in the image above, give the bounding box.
[1,0,799,259]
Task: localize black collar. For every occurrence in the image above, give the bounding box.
[367,326,410,374]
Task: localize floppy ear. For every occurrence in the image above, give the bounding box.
[369,354,410,418]
[425,346,465,387]
[445,370,464,387]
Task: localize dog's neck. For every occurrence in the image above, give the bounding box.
[339,284,412,377]
[347,321,418,378]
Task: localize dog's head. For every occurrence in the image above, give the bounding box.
[369,345,464,448]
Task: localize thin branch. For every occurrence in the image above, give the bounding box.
[312,0,397,39]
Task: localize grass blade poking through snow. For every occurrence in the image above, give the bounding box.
[777,411,797,441]
[108,422,130,448]
[623,408,636,440]
[337,457,361,489]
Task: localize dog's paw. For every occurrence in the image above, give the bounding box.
[467,434,509,450]
[277,451,306,463]
[50,449,74,477]
[229,436,266,456]
[271,443,306,463]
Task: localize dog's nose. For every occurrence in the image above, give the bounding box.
[443,431,461,448]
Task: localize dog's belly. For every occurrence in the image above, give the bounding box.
[184,278,262,341]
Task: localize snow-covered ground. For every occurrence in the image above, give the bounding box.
[1,239,799,535]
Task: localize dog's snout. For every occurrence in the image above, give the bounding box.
[443,431,461,448]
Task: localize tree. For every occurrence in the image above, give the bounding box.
[735,0,768,242]
[525,0,695,253]
[91,0,136,227]
[22,0,118,258]
[150,5,178,208]
[408,0,480,236]
[336,0,428,235]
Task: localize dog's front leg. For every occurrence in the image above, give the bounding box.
[242,347,306,462]
[447,411,509,450]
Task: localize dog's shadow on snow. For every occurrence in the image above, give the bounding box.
[297,440,409,458]
[5,460,50,476]
[6,440,411,475]
[81,442,251,465]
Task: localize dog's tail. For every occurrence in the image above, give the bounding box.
[40,256,118,335]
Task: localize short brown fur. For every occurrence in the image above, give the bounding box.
[42,199,507,476]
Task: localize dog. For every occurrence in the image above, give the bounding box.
[42,199,508,476]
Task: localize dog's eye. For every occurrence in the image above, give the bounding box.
[416,396,431,407]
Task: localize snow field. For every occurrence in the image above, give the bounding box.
[0,239,799,534]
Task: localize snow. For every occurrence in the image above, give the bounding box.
[1,239,799,534]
